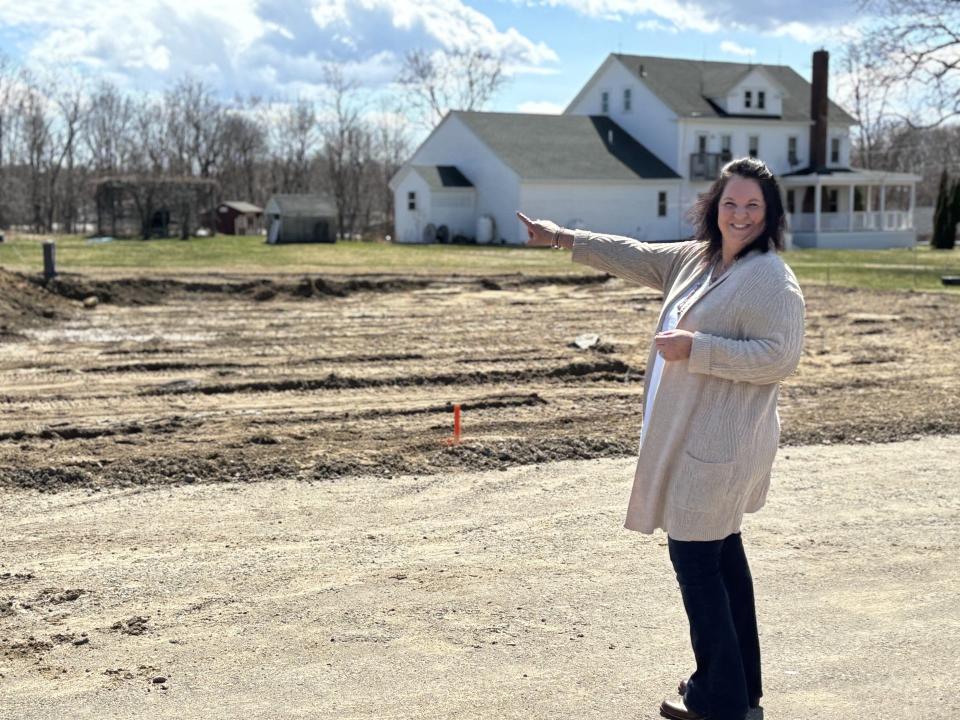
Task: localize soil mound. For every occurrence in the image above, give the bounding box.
[32,272,612,307]
[0,269,76,331]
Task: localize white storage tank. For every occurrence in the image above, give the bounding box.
[476,214,496,244]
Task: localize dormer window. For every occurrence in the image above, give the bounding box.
[623,87,632,112]
[831,137,840,163]
[758,91,766,110]
[744,90,752,109]
[601,90,609,114]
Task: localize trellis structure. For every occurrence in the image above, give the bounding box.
[93,176,219,239]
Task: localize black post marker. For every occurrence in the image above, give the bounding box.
[43,240,57,281]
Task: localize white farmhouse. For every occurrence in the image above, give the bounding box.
[391,51,919,249]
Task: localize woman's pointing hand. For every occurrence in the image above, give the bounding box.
[517,211,562,247]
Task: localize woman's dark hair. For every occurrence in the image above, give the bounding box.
[686,156,786,263]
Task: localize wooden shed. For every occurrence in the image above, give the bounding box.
[215,201,263,235]
[264,194,337,244]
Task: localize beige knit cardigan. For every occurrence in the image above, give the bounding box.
[571,231,806,541]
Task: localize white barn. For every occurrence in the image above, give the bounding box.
[391,51,920,249]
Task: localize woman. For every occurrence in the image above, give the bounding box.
[517,157,805,720]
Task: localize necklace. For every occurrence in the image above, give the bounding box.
[676,274,707,315]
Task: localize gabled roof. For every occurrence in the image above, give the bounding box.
[453,111,680,181]
[221,201,263,214]
[266,194,336,217]
[611,54,856,124]
[411,165,474,189]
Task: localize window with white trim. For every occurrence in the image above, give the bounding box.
[623,87,632,111]
[748,135,759,158]
[601,90,609,114]
[788,136,798,165]
[744,90,752,108]
[830,137,840,163]
[720,135,731,158]
[407,191,416,211]
[758,91,766,110]
[658,191,668,217]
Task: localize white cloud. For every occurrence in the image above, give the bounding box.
[532,0,861,42]
[720,40,756,58]
[635,19,678,34]
[0,0,557,98]
[312,0,350,29]
[770,21,826,44]
[517,100,564,114]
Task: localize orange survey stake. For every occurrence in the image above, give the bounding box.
[453,404,461,443]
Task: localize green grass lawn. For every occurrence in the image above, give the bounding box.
[1,233,959,292]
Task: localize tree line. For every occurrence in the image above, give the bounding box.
[0,55,407,239]
[0,48,505,240]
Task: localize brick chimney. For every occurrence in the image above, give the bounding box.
[809,49,829,171]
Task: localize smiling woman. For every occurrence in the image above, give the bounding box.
[517,156,804,720]
[689,156,787,272]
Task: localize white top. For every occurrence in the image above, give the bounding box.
[640,266,713,447]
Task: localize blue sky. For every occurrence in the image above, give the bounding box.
[0,0,866,113]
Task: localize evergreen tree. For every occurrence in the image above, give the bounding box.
[931,169,953,249]
[948,178,960,250]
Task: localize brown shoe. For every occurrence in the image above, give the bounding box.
[660,696,707,720]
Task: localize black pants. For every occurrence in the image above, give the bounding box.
[667,531,762,720]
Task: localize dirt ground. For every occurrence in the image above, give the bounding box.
[2,437,958,719]
[0,267,959,718]
[0,268,958,489]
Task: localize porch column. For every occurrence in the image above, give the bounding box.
[879,183,886,230]
[909,183,916,230]
[866,186,873,228]
[814,179,822,233]
[848,184,855,232]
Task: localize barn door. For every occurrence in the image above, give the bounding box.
[313,220,330,243]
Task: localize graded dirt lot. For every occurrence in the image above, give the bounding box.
[0,268,958,489]
[0,266,959,718]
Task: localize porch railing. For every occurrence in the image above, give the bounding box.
[787,210,914,233]
[689,152,732,181]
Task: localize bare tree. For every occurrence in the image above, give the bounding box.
[398,48,507,128]
[0,52,23,228]
[85,81,136,174]
[18,78,54,231]
[163,77,226,177]
[320,66,374,239]
[858,0,960,126]
[49,80,88,233]
[371,99,411,237]
[269,98,318,194]
[218,99,267,201]
[123,94,163,177]
[839,41,896,169]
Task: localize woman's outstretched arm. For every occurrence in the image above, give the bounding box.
[517,211,687,292]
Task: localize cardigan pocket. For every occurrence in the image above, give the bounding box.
[670,451,737,512]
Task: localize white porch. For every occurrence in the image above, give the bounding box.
[781,169,921,249]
